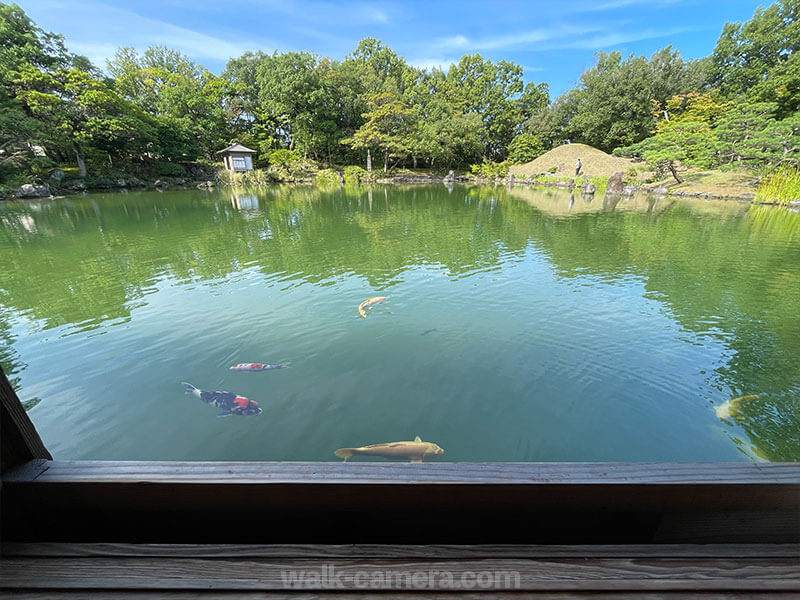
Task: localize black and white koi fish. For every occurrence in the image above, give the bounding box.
[181,382,262,417]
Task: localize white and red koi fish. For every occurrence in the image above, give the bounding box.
[229,363,288,372]
[182,382,262,417]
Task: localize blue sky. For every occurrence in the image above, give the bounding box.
[18,0,766,97]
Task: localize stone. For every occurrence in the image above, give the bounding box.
[16,183,51,198]
[622,185,638,196]
[66,179,86,191]
[507,173,515,186]
[49,169,65,182]
[582,182,596,194]
[115,179,127,187]
[154,179,169,188]
[650,186,668,195]
[788,199,800,208]
[738,193,755,200]
[442,170,455,182]
[94,176,113,189]
[606,172,624,194]
[174,178,186,186]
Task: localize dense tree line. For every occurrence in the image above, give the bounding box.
[1,0,797,188]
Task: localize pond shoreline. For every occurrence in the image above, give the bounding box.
[1,177,792,208]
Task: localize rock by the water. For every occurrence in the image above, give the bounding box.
[507,173,515,186]
[443,170,455,182]
[582,182,596,194]
[622,185,638,196]
[606,172,624,194]
[154,179,169,188]
[94,176,113,189]
[174,178,186,186]
[738,193,755,200]
[115,179,127,187]
[197,180,216,189]
[650,186,668,195]
[66,179,86,191]
[49,169,65,182]
[17,183,51,198]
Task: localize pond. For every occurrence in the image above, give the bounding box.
[1,185,798,462]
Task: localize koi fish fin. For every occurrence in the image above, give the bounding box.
[182,382,198,394]
[410,458,423,463]
[414,435,422,442]
[334,448,355,461]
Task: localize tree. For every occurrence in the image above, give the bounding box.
[715,101,799,166]
[343,92,415,172]
[709,0,799,97]
[256,51,340,160]
[13,66,154,176]
[565,48,703,153]
[107,45,229,159]
[443,54,547,159]
[508,133,545,164]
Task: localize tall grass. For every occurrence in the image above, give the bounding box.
[756,165,800,205]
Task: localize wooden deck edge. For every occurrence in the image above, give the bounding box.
[4,542,799,558]
[5,460,800,485]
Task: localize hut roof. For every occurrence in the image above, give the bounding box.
[216,143,257,154]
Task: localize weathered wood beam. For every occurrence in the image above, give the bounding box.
[0,366,51,473]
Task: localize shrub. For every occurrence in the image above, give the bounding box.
[156,161,186,177]
[245,169,277,185]
[314,169,341,187]
[268,149,301,167]
[470,159,510,179]
[508,133,545,164]
[30,157,57,175]
[218,170,245,186]
[547,166,558,174]
[343,165,367,185]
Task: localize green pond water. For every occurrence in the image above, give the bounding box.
[1,185,799,462]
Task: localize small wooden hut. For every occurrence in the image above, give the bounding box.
[217,142,256,172]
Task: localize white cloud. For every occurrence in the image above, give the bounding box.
[431,24,606,53]
[18,0,276,69]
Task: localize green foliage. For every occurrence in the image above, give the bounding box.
[218,170,245,186]
[268,149,301,166]
[343,165,368,184]
[29,156,56,174]
[508,133,545,164]
[342,91,415,172]
[155,161,186,177]
[2,1,797,185]
[470,159,510,178]
[756,165,800,205]
[314,168,341,187]
[245,169,277,185]
[709,0,799,98]
[545,47,705,153]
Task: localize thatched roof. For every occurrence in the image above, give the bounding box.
[216,143,257,154]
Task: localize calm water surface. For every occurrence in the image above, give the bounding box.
[1,185,798,461]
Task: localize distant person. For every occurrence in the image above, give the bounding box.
[575,158,582,176]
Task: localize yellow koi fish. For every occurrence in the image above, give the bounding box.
[358,296,386,318]
[715,394,760,420]
[335,436,444,462]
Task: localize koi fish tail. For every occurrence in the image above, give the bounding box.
[334,448,355,461]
